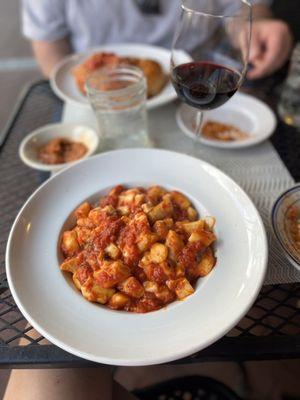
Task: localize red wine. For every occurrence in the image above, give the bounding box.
[172,61,241,110]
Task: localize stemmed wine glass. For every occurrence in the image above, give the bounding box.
[171,0,252,142]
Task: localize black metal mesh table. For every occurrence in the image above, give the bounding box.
[0,81,299,368]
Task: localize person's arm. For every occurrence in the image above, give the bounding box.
[22,0,71,77]
[32,37,72,78]
[247,4,293,79]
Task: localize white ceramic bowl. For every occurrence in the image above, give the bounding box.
[271,185,300,271]
[19,123,99,173]
[6,149,268,366]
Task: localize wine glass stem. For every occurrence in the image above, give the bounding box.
[188,111,203,156]
[195,111,204,139]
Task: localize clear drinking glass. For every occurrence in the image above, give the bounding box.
[278,43,300,129]
[170,0,252,140]
[85,66,150,150]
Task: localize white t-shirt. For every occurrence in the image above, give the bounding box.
[22,0,272,53]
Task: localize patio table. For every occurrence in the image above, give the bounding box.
[0,79,299,368]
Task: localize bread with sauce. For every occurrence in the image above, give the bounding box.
[72,52,167,98]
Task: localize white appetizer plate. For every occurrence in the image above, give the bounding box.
[50,43,190,110]
[6,149,267,366]
[176,92,277,149]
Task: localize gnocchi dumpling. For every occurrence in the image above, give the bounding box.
[60,185,217,313]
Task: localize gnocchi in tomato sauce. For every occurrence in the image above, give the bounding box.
[60,185,217,313]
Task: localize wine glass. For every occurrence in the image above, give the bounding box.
[171,0,252,141]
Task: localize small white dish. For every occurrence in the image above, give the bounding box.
[19,123,99,173]
[50,43,191,110]
[7,149,267,366]
[176,92,277,149]
[271,185,300,271]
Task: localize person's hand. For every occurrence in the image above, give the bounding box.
[247,19,293,80]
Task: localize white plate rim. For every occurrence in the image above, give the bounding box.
[6,148,268,366]
[50,43,186,110]
[176,92,277,149]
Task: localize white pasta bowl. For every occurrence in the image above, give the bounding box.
[6,149,267,366]
[19,123,99,173]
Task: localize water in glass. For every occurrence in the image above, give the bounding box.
[86,66,151,150]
